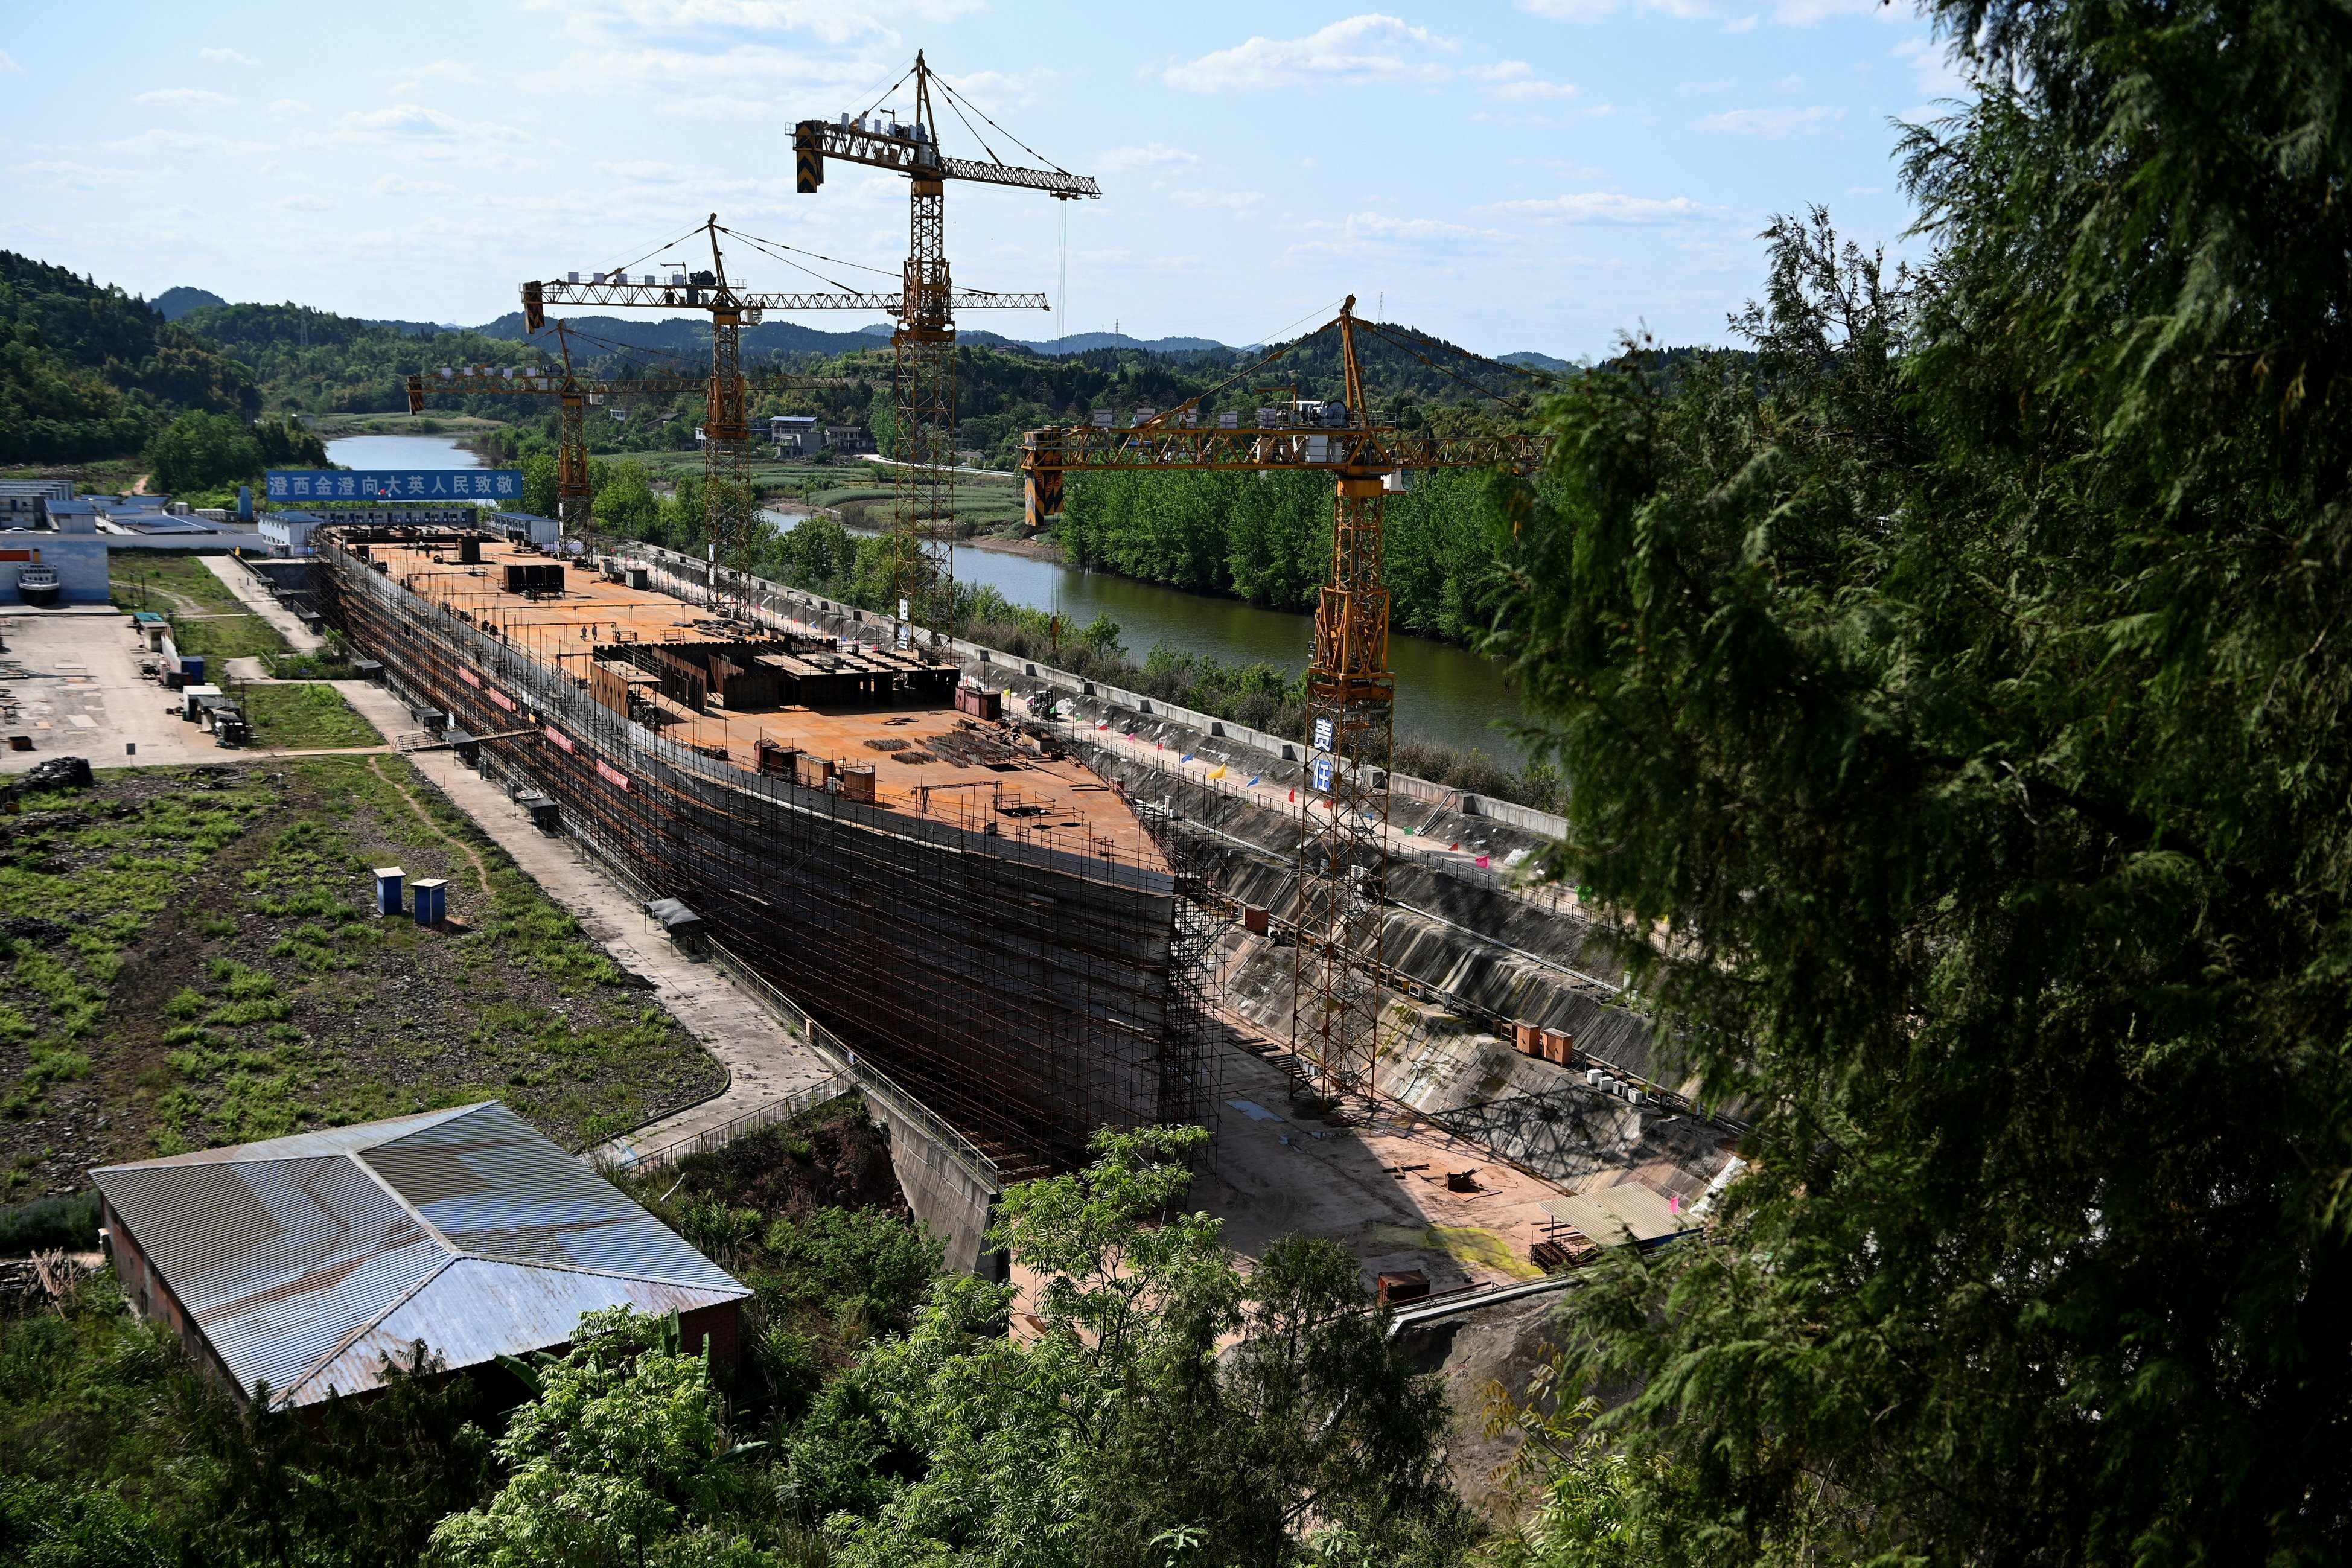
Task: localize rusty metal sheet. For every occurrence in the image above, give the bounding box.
[92,1101,746,1410]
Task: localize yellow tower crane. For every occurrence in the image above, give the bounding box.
[1018,298,1548,1101]
[794,51,1099,631]
[520,216,1048,564]
[408,321,841,556]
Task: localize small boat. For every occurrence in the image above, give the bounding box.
[14,564,60,608]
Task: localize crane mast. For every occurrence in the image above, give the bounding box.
[523,206,1056,568]
[796,51,1097,634]
[409,320,838,559]
[1017,298,1548,1103]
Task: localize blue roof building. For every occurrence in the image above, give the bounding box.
[92,1102,749,1409]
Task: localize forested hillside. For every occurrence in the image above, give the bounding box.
[0,253,257,463]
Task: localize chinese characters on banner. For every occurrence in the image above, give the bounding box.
[1311,756,1336,792]
[263,470,524,502]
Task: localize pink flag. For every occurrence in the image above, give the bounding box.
[1669,1193,1682,1214]
[1476,855,1491,869]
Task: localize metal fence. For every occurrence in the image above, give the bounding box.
[597,1070,853,1171]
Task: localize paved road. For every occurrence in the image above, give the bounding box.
[331,680,838,1162]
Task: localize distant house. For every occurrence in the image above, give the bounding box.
[770,414,820,456]
[0,479,72,528]
[823,424,873,454]
[490,508,561,549]
[92,1101,750,1411]
[39,498,100,535]
[260,509,327,556]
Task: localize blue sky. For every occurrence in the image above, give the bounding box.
[1,2,1971,359]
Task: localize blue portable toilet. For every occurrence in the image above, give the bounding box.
[374,865,404,917]
[236,484,253,522]
[412,878,448,926]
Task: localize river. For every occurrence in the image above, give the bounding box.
[325,435,1529,763]
[775,507,1532,763]
[323,433,485,470]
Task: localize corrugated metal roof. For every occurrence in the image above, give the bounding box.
[93,1103,747,1409]
[290,1258,738,1404]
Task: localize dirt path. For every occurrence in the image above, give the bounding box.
[368,754,495,896]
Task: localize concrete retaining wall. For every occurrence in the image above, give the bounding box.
[861,1088,1007,1281]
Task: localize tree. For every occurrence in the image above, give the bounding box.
[145,410,260,492]
[799,1127,1468,1568]
[1488,2,2352,1560]
[428,1308,759,1568]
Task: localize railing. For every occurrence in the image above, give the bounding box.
[464,717,1010,1195]
[700,937,1005,1190]
[611,540,1572,843]
[598,1069,853,1171]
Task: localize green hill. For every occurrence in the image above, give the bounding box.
[151,285,227,321]
[0,252,258,464]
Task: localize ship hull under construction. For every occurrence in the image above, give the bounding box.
[313,528,1187,1174]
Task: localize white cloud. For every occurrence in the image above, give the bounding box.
[103,129,275,156]
[333,103,534,143]
[1098,142,1201,173]
[598,158,707,181]
[1694,104,1843,134]
[1483,191,1723,223]
[137,88,238,107]
[1164,15,1576,107]
[1891,34,1972,98]
[1520,0,1724,20]
[409,59,485,84]
[1771,0,1881,21]
[1169,189,1265,212]
[0,51,22,74]
[1725,14,1759,30]
[652,95,780,119]
[372,174,457,194]
[1477,61,1577,101]
[14,160,140,188]
[1164,15,1460,92]
[199,46,257,65]
[948,68,1049,109]
[1343,212,1510,243]
[517,42,872,99]
[269,98,311,115]
[275,193,333,211]
[530,0,981,49]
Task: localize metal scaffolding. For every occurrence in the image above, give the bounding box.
[313,530,1204,1176]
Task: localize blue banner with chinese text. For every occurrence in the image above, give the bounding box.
[264,470,523,504]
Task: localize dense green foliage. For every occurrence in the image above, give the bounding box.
[0,252,257,463]
[1059,466,1525,643]
[183,303,555,418]
[144,410,326,493]
[0,1190,99,1254]
[2,1124,1452,1568]
[1488,1,2352,1562]
[1,1285,496,1568]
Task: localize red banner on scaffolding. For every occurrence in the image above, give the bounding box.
[544,725,573,753]
[597,759,630,791]
[459,667,482,688]
[488,690,516,713]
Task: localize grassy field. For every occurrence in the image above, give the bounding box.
[0,757,722,1202]
[107,552,290,661]
[237,683,378,748]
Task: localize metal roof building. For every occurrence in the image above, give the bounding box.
[91,1102,748,1410]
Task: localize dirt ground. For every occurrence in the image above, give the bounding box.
[0,756,722,1201]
